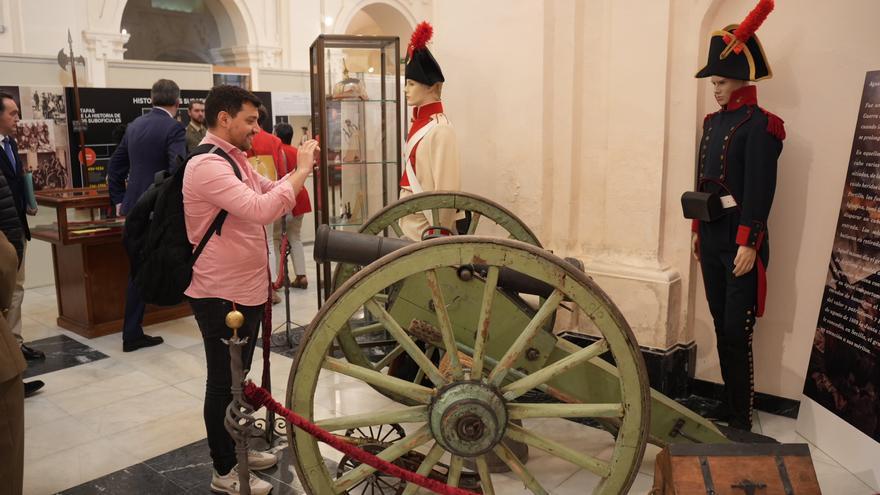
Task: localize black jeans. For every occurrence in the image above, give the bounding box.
[189,297,263,475]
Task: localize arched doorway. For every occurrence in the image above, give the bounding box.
[119,0,250,64]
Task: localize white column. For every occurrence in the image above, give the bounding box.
[81,30,130,88]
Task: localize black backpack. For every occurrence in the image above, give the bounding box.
[123,143,242,306]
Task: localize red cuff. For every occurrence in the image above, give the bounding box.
[691,219,699,233]
[736,224,765,249]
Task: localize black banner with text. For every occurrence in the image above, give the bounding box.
[804,71,880,442]
[65,87,272,187]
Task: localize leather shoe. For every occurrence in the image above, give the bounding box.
[292,275,308,290]
[123,334,164,352]
[21,344,45,361]
[24,380,44,397]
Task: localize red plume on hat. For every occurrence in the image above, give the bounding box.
[722,0,774,58]
[407,21,434,59]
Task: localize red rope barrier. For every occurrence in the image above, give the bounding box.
[272,236,290,291]
[243,382,479,495]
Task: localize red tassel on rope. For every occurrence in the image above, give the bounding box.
[243,383,479,495]
[735,0,775,45]
[407,21,434,58]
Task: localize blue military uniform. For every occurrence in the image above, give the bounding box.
[690,4,785,430]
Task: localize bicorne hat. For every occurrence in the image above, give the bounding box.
[695,0,774,81]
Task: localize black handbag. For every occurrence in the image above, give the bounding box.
[681,191,724,222]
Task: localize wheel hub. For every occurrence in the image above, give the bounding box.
[429,381,508,457]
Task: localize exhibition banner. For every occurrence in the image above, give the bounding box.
[803,70,880,442]
[65,88,273,187]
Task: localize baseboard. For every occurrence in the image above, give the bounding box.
[558,332,801,419]
[691,378,800,419]
[559,332,695,399]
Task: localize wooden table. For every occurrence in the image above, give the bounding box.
[31,188,190,338]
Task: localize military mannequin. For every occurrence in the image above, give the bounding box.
[688,0,785,431]
[398,21,461,241]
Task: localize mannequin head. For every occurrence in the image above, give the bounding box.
[405,79,442,107]
[711,76,748,107]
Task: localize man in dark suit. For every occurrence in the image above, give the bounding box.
[108,79,186,352]
[0,92,47,399]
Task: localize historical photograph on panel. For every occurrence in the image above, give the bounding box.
[16,119,55,152]
[29,88,67,122]
[34,152,70,189]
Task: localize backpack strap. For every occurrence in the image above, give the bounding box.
[189,145,243,265]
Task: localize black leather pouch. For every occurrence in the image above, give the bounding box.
[681,191,724,222]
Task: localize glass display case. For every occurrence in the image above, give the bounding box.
[310,34,403,303]
[31,188,122,244]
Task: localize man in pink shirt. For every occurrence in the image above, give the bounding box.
[183,85,316,495]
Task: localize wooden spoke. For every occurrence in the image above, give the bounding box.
[488,289,565,386]
[475,455,495,495]
[493,443,548,495]
[431,208,440,226]
[373,344,405,371]
[424,270,464,380]
[322,357,434,404]
[501,339,609,400]
[315,406,427,432]
[364,299,447,387]
[447,455,464,487]
[505,423,612,477]
[350,322,385,338]
[390,221,404,237]
[400,442,446,495]
[334,426,432,491]
[507,402,623,420]
[471,266,500,381]
[465,213,482,235]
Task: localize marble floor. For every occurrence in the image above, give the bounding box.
[17,251,878,494]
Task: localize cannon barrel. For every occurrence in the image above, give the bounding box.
[315,225,575,298]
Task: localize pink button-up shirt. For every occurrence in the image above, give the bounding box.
[183,132,297,305]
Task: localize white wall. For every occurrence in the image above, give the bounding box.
[105,60,213,89]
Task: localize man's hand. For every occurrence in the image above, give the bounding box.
[115,203,123,217]
[26,206,37,216]
[691,232,700,262]
[733,245,757,277]
[296,139,319,175]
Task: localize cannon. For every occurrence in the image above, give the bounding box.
[285,192,728,495]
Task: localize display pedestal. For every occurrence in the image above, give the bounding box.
[32,188,190,339]
[49,240,190,338]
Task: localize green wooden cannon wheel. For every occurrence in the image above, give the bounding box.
[332,191,544,403]
[287,237,650,495]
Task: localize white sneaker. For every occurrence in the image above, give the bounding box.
[211,466,273,495]
[248,449,278,471]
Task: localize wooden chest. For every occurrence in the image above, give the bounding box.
[652,443,822,495]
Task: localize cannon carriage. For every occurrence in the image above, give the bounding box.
[284,192,728,495]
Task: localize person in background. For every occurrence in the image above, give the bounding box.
[245,106,286,304]
[0,91,45,397]
[183,84,317,495]
[0,229,26,495]
[186,99,207,153]
[107,79,186,352]
[274,122,311,289]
